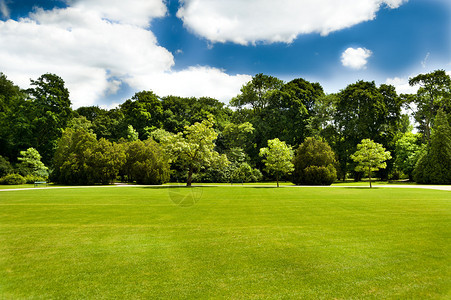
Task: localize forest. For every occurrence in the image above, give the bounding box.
[0,70,450,185]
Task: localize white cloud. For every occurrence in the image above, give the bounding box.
[131,67,251,101]
[0,0,9,19]
[385,77,418,94]
[177,0,408,45]
[0,1,250,108]
[66,0,167,27]
[341,47,373,70]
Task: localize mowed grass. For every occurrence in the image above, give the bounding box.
[0,187,450,299]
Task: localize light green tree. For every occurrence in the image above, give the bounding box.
[153,116,229,186]
[17,147,48,178]
[350,139,392,188]
[259,138,294,187]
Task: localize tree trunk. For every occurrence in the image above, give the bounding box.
[276,172,279,188]
[186,167,193,187]
[369,167,372,188]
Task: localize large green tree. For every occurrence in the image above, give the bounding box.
[334,81,401,180]
[122,139,170,185]
[120,91,163,139]
[408,70,451,143]
[413,109,451,184]
[27,73,73,164]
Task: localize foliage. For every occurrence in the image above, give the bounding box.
[126,125,139,141]
[413,109,451,184]
[122,139,170,185]
[408,70,451,143]
[153,116,229,186]
[23,174,47,184]
[0,173,26,185]
[0,155,13,177]
[259,138,294,187]
[394,132,422,180]
[120,91,163,138]
[350,139,392,188]
[334,81,401,180]
[26,73,73,164]
[17,148,49,178]
[51,128,98,184]
[293,137,337,185]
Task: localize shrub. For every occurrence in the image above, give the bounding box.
[293,137,337,185]
[0,173,26,185]
[303,165,337,185]
[23,174,47,184]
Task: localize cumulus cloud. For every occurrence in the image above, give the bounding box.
[385,77,418,94]
[0,1,250,107]
[177,0,408,45]
[0,0,9,19]
[66,0,167,27]
[341,47,373,70]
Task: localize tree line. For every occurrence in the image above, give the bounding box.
[0,70,450,185]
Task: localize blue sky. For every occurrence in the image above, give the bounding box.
[0,0,449,108]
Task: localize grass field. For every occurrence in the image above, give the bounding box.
[0,186,450,299]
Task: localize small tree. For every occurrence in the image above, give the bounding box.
[350,139,392,188]
[17,148,48,178]
[259,138,294,187]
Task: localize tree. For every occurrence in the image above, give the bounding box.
[153,116,229,186]
[120,91,163,138]
[394,132,422,181]
[51,128,127,185]
[350,139,392,188]
[293,137,337,185]
[17,148,49,178]
[122,139,170,185]
[27,73,73,164]
[230,73,284,112]
[259,138,294,187]
[408,70,451,144]
[51,128,97,185]
[413,109,451,184]
[334,81,401,180]
[0,155,13,177]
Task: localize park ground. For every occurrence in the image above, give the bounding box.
[0,185,450,298]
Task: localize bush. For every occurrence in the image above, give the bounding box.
[293,137,337,185]
[0,173,26,185]
[303,165,337,185]
[23,174,47,184]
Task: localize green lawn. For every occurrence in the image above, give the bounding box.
[0,186,449,299]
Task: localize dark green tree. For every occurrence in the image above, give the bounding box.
[27,73,73,164]
[293,137,337,185]
[413,109,451,184]
[334,81,402,180]
[120,91,163,138]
